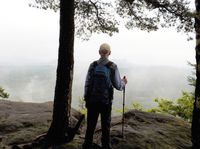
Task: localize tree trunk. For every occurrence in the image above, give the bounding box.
[192,0,200,148]
[46,0,74,145]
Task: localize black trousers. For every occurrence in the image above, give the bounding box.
[83,102,112,149]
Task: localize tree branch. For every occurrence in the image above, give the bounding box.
[88,0,113,31]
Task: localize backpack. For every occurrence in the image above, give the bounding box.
[89,61,114,103]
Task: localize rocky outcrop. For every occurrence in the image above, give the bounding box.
[110,110,191,149]
[0,100,191,149]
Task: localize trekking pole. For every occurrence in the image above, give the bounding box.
[122,76,126,138]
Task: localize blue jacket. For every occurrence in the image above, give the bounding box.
[84,57,125,100]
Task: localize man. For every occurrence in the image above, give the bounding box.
[83,43,127,149]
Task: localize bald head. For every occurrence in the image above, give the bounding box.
[99,43,111,57]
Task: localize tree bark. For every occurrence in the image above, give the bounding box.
[46,0,74,145]
[192,0,200,148]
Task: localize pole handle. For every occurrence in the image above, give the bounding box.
[123,76,127,90]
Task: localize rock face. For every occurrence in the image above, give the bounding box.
[110,111,192,149]
[0,100,81,149]
[0,100,52,148]
[0,100,191,149]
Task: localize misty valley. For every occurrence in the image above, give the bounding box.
[0,62,193,110]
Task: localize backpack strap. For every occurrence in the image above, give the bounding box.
[93,61,98,68]
[105,61,114,101]
[105,61,114,76]
[85,61,98,100]
[105,61,113,69]
[89,61,98,76]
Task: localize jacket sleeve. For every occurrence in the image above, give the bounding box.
[84,63,94,100]
[111,64,125,91]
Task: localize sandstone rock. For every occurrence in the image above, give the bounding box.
[0,100,192,149]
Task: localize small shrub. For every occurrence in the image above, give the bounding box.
[148,91,194,122]
[0,86,9,99]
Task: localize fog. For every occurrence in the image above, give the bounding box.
[0,60,193,110]
[0,0,196,113]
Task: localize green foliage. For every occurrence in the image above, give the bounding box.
[29,0,119,40]
[0,87,9,99]
[30,0,195,40]
[75,0,119,40]
[116,0,194,36]
[147,62,195,122]
[113,101,144,114]
[132,101,143,111]
[148,91,194,122]
[29,0,60,12]
[113,106,129,113]
[78,97,87,116]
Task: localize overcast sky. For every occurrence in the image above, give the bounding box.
[0,0,196,67]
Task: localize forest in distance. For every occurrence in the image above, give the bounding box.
[0,60,193,109]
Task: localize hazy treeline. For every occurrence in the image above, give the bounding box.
[0,61,193,109]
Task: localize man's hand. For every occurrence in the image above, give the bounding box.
[122,76,128,84]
